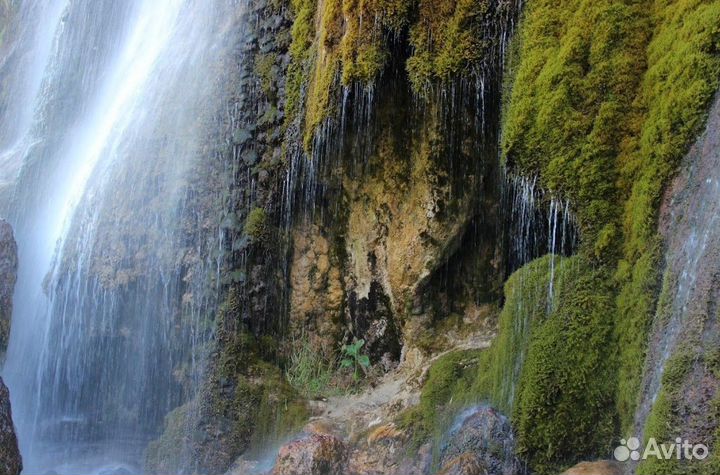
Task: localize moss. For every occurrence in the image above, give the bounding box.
[243,207,267,240]
[406,0,505,92]
[614,238,662,430]
[401,255,618,473]
[503,0,720,443]
[399,349,486,447]
[478,255,558,412]
[255,53,279,99]
[146,289,309,473]
[502,0,650,250]
[144,402,192,472]
[284,0,317,130]
[284,0,512,149]
[635,348,701,475]
[513,258,617,474]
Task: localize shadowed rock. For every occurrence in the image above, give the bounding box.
[0,378,21,475]
[0,220,20,474]
[0,219,17,360]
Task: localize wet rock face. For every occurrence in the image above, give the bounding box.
[0,378,21,475]
[347,281,401,364]
[0,219,17,358]
[632,93,720,453]
[271,433,346,475]
[0,221,20,474]
[440,406,519,475]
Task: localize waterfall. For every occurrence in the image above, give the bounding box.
[503,174,577,276]
[0,1,243,473]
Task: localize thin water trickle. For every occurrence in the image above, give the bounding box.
[633,95,720,441]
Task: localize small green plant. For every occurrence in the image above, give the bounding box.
[285,338,336,399]
[340,339,370,381]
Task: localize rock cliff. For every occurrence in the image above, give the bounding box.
[0,219,21,475]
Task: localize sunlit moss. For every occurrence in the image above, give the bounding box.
[284,0,513,149]
[503,0,720,441]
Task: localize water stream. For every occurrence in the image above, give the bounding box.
[0,1,243,473]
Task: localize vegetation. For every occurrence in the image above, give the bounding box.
[243,207,267,240]
[513,260,617,473]
[285,337,337,399]
[340,338,371,381]
[503,0,720,445]
[284,0,516,149]
[400,256,618,473]
[399,349,486,447]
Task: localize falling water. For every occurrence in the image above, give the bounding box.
[494,174,578,408]
[503,174,577,275]
[0,1,244,473]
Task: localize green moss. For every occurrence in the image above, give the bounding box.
[144,402,192,471]
[503,0,720,443]
[401,256,618,473]
[479,255,558,412]
[244,207,267,240]
[399,349,486,447]
[146,289,309,473]
[284,0,317,130]
[614,238,662,430]
[406,0,501,92]
[636,348,701,475]
[284,0,510,148]
[255,53,279,99]
[513,259,617,474]
[502,0,649,250]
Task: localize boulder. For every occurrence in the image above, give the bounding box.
[440,406,519,475]
[272,433,346,475]
[437,453,487,475]
[0,377,21,475]
[560,461,622,475]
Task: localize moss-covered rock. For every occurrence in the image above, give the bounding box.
[503,0,720,442]
[146,293,309,474]
[400,349,487,447]
[513,259,617,474]
[285,0,519,149]
[401,255,618,474]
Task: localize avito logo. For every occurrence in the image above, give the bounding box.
[614,437,709,462]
